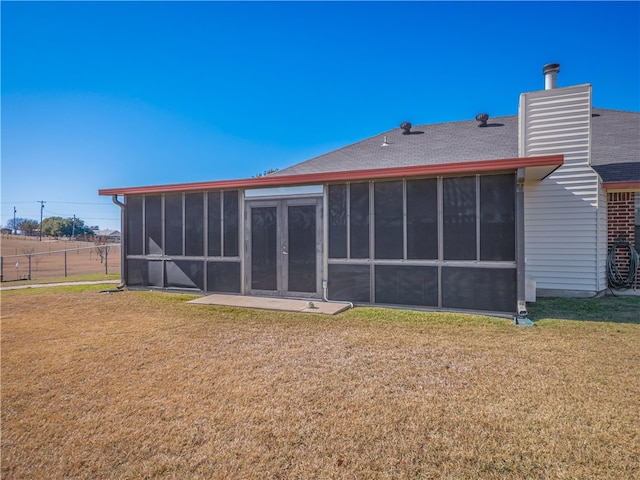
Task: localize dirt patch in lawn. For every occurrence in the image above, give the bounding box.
[2,287,639,479]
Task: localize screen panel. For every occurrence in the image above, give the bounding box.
[208,192,221,257]
[288,205,316,293]
[185,193,204,257]
[374,181,403,259]
[350,183,370,259]
[147,260,164,287]
[165,260,204,289]
[145,195,163,255]
[442,267,516,312]
[251,206,277,291]
[328,264,370,302]
[375,265,438,306]
[223,191,239,257]
[127,258,145,286]
[443,177,476,260]
[126,195,143,256]
[406,179,438,259]
[480,174,515,261]
[127,259,163,287]
[328,184,347,258]
[165,194,183,256]
[207,261,241,293]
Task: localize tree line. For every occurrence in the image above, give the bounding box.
[6,216,95,237]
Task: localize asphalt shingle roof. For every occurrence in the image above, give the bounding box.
[274,108,639,182]
[591,109,640,182]
[592,162,640,183]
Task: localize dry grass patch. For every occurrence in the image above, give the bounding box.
[2,288,639,479]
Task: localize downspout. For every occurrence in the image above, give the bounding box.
[111,195,126,289]
[322,280,353,309]
[514,168,533,326]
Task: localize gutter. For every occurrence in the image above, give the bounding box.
[98,155,563,197]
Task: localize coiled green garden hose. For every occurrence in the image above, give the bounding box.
[607,241,639,289]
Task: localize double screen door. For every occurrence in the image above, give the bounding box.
[245,198,322,297]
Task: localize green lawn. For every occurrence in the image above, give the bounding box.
[530,295,640,324]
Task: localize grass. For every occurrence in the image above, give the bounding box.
[529,295,640,324]
[2,287,639,479]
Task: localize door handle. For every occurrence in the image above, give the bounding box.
[282,245,289,255]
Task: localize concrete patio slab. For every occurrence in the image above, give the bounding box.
[188,294,351,315]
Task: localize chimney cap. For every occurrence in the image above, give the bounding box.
[543,63,560,75]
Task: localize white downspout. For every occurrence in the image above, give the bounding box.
[111,195,126,289]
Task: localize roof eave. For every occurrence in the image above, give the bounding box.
[602,181,640,190]
[98,155,564,196]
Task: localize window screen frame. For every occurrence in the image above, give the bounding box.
[164,193,184,256]
[207,190,241,259]
[326,173,519,313]
[223,190,239,257]
[349,182,370,259]
[374,181,404,260]
[442,176,477,261]
[328,184,348,259]
[144,195,163,256]
[185,192,205,257]
[125,195,143,256]
[406,178,438,260]
[479,174,516,261]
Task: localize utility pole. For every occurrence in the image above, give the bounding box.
[13,207,16,234]
[72,214,76,238]
[38,200,46,241]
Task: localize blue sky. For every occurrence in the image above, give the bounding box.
[2,1,639,231]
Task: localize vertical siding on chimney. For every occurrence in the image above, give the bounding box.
[520,85,605,294]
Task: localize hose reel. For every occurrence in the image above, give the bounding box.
[607,241,639,289]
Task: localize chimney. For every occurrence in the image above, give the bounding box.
[543,63,560,90]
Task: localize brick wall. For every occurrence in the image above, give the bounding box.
[607,191,638,289]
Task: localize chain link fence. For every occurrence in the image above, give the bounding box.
[0,237,121,282]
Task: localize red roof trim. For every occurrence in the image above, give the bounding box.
[602,181,640,190]
[99,155,564,196]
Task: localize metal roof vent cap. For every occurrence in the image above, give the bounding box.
[543,63,560,90]
[475,113,489,127]
[400,122,412,135]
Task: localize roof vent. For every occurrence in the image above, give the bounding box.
[475,113,489,127]
[400,122,412,135]
[381,135,390,147]
[543,63,560,90]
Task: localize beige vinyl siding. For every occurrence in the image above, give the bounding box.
[520,84,605,294]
